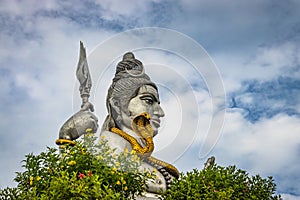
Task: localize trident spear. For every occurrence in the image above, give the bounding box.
[56,42,98,145]
[76,41,94,112]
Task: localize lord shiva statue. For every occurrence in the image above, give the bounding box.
[57,43,179,199]
[100,52,179,197]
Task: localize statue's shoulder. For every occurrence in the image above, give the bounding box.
[100,131,132,154]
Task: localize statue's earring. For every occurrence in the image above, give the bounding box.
[109,98,122,123]
[115,101,121,122]
[116,115,122,123]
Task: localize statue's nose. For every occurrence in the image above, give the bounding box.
[154,104,165,117]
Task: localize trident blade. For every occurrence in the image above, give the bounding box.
[76,41,92,98]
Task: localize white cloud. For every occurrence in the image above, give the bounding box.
[254,42,296,68]
[247,42,299,78]
[0,0,59,16]
[211,111,300,194]
[212,39,300,94]
[281,193,300,200]
[95,0,152,20]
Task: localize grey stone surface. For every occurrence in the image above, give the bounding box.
[58,42,98,140]
[100,52,171,196]
[59,111,98,140]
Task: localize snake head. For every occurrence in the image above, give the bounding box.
[132,112,153,138]
[140,112,151,120]
[132,112,151,126]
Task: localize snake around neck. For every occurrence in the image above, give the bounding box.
[110,112,180,187]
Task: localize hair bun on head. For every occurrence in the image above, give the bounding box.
[115,52,144,75]
[123,52,135,61]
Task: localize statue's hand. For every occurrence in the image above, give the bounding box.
[81,101,95,112]
[59,111,98,141]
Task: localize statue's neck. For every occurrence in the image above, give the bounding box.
[119,125,146,147]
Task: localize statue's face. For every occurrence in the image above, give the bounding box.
[120,85,165,136]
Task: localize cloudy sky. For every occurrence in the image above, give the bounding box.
[1,0,300,199]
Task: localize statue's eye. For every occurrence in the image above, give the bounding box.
[141,96,154,105]
[145,99,153,104]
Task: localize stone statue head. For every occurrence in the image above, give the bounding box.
[102,52,165,136]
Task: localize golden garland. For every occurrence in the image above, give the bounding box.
[110,112,179,178]
[55,138,76,146]
[110,127,153,157]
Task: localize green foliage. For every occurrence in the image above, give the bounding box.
[162,165,282,200]
[0,134,282,199]
[0,134,151,200]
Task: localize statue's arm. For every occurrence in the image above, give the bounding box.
[140,162,167,194]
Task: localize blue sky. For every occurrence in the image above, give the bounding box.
[0,0,300,199]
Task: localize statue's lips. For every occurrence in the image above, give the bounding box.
[150,118,161,127]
